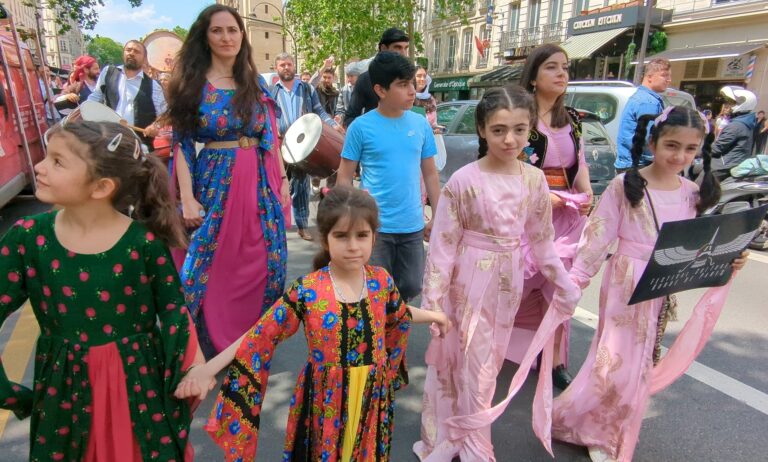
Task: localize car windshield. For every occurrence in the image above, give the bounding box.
[582,119,611,146]
[567,93,618,125]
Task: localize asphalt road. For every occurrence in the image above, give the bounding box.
[1,195,767,461]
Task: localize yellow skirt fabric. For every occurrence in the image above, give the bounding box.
[341,365,371,462]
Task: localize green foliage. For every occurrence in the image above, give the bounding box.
[623,42,636,80]
[284,0,472,72]
[649,31,667,54]
[172,26,188,40]
[86,35,123,66]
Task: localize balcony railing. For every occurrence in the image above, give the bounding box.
[501,20,569,51]
[460,60,470,71]
[477,55,488,69]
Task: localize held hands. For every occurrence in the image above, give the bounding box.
[732,250,749,272]
[174,364,217,402]
[181,198,205,228]
[429,311,453,337]
[423,219,434,242]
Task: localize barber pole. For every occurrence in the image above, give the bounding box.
[745,54,757,84]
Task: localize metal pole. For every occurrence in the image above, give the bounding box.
[633,0,655,85]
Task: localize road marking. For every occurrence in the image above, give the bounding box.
[0,302,39,440]
[573,306,768,416]
[747,251,768,265]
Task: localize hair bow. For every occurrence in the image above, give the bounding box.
[653,105,675,126]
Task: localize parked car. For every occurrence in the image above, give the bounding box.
[565,81,696,145]
[436,100,616,196]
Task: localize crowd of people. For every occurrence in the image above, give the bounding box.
[0,3,757,462]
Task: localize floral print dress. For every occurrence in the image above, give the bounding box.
[0,212,196,461]
[205,265,411,461]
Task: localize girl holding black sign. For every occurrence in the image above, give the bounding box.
[530,106,748,462]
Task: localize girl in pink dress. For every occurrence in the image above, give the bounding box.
[510,44,593,389]
[413,86,581,462]
[543,106,748,461]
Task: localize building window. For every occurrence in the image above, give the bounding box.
[509,2,520,32]
[549,0,563,24]
[265,5,269,14]
[446,34,457,71]
[477,26,490,68]
[527,0,541,29]
[266,53,270,61]
[461,29,472,69]
[265,31,269,39]
[573,0,587,16]
[433,37,442,72]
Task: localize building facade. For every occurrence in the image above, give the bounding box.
[41,6,84,71]
[217,0,295,72]
[2,0,42,54]
[422,0,766,112]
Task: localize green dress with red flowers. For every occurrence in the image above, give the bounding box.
[205,265,412,462]
[0,211,196,462]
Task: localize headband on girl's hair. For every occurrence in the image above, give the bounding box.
[653,105,675,126]
[107,132,145,161]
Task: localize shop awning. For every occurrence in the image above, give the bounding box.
[560,27,631,60]
[634,41,768,63]
[469,62,526,88]
[430,76,472,92]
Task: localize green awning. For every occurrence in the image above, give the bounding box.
[468,63,525,88]
[430,76,471,92]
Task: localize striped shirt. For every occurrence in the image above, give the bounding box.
[272,79,337,136]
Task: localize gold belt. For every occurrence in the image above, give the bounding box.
[205,136,259,149]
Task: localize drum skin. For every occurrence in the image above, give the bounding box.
[281,113,344,177]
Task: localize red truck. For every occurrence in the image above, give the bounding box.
[0,10,48,209]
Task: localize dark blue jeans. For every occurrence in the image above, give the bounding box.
[369,229,425,302]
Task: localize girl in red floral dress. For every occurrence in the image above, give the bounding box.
[0,121,203,461]
[176,186,451,461]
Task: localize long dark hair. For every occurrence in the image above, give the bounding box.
[48,121,187,248]
[476,85,535,159]
[626,106,719,214]
[519,43,571,129]
[313,186,380,270]
[165,4,262,136]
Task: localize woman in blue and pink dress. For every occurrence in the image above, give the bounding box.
[166,4,290,356]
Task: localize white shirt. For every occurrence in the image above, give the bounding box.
[88,65,166,125]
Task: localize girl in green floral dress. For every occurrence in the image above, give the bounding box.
[0,121,203,461]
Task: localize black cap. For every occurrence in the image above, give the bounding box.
[378,28,409,47]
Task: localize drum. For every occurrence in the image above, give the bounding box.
[281,113,344,178]
[44,101,145,149]
[143,31,183,74]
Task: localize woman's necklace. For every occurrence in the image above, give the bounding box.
[329,264,367,303]
[209,75,233,83]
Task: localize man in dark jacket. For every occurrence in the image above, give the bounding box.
[343,28,410,128]
[712,86,758,176]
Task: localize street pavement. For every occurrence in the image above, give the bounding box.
[1,195,767,461]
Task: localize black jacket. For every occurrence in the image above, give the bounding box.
[712,112,757,170]
[343,71,378,128]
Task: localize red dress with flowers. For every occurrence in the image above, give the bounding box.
[0,212,197,461]
[205,265,411,461]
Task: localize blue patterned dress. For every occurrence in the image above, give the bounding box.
[174,80,287,354]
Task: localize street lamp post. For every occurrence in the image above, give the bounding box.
[246,2,297,59]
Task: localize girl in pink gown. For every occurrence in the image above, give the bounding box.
[543,106,748,461]
[413,86,581,462]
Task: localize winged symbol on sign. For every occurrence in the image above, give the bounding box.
[653,227,755,270]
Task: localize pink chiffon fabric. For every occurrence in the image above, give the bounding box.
[413,162,580,462]
[540,175,735,461]
[508,122,590,366]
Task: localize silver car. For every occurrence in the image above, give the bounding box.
[436,100,616,196]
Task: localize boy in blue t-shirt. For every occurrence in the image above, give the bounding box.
[337,52,440,301]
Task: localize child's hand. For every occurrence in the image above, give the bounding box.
[732,250,749,272]
[429,312,453,337]
[174,364,216,401]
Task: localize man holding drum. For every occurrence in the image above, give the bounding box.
[88,40,166,147]
[271,52,342,241]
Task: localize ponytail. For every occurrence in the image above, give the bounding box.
[134,155,188,248]
[477,136,488,159]
[313,249,331,271]
[623,114,656,208]
[696,129,720,214]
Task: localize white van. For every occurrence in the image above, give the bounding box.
[565,81,696,144]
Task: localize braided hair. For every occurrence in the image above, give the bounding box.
[476,85,535,159]
[625,106,719,214]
